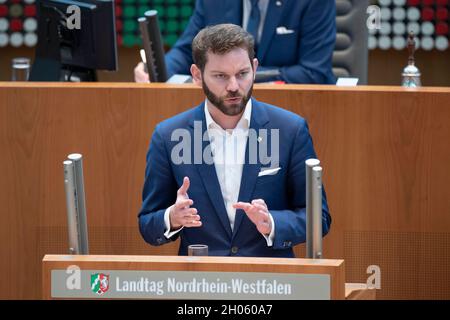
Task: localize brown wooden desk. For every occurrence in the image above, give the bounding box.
[42,254,346,300]
[1,83,449,299]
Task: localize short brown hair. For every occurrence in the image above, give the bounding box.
[192,23,255,72]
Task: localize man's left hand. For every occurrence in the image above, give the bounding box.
[233,199,272,236]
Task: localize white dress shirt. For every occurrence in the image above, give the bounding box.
[164,99,275,246]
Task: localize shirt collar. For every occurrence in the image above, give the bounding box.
[204,98,252,131]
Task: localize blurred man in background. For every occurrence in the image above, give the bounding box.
[135,0,336,84]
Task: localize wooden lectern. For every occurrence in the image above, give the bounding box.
[42,255,374,300]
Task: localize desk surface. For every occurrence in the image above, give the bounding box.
[1,82,449,92]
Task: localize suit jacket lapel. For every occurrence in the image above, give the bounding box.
[190,104,233,239]
[224,0,243,26]
[257,0,286,62]
[232,99,270,239]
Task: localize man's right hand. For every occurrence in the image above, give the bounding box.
[134,62,150,83]
[169,176,201,230]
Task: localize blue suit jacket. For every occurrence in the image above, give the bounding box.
[138,99,331,257]
[165,0,336,84]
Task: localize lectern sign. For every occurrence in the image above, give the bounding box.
[52,270,331,300]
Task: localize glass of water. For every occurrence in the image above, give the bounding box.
[11,57,31,81]
[188,244,208,256]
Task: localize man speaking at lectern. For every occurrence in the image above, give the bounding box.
[138,24,331,257]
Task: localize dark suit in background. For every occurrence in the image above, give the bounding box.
[165,0,336,84]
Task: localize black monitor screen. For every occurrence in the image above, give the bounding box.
[30,0,117,81]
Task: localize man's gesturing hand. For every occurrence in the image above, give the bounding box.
[169,177,201,230]
[233,199,272,236]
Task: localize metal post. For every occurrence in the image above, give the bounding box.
[305,158,322,259]
[63,160,79,254]
[66,153,89,254]
[312,166,323,259]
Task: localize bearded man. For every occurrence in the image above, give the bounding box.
[138,24,331,257]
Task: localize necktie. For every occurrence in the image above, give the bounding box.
[247,0,260,47]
